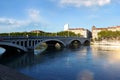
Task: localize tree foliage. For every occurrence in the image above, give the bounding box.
[0,31,81,37]
[98,30,120,40]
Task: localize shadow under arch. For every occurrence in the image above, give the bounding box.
[0,42,27,54]
[83,40,90,46]
[68,39,81,48]
[34,39,66,50]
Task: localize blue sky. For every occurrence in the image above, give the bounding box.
[0,0,120,33]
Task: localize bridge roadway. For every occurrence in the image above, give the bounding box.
[0,36,90,53]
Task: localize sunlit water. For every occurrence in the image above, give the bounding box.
[0,47,5,54]
[1,45,120,80]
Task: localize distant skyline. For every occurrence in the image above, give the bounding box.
[0,0,120,33]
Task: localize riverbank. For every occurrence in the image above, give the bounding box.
[92,41,120,46]
[0,64,35,80]
[91,41,120,51]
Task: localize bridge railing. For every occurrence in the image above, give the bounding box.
[0,36,85,40]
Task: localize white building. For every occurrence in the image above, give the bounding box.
[64,24,91,38]
[64,24,69,31]
[92,26,120,40]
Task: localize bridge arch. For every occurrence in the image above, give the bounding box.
[34,39,66,50]
[68,39,81,48]
[0,36,90,52]
[0,42,28,53]
[83,40,90,46]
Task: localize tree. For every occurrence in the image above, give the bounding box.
[0,31,81,37]
[98,30,120,41]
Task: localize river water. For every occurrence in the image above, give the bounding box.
[0,45,120,80]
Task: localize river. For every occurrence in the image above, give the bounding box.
[0,45,120,80]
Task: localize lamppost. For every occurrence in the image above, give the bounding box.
[34,24,39,37]
[56,32,57,37]
[8,33,10,36]
[68,30,69,37]
[37,31,38,37]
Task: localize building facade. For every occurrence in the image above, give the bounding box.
[63,24,91,38]
[68,28,89,38]
[92,26,120,40]
[30,30,43,33]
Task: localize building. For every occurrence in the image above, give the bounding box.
[92,26,120,40]
[30,30,43,33]
[64,24,69,31]
[64,24,91,38]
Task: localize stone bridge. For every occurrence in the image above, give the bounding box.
[0,36,90,53]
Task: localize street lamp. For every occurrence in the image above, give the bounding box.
[8,33,10,36]
[68,30,69,37]
[37,31,38,37]
[34,24,39,37]
[56,32,57,37]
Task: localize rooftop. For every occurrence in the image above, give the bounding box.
[69,28,85,30]
[92,26,120,30]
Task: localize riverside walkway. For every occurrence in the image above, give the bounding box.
[0,64,35,80]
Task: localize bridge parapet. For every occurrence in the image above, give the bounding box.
[0,36,90,52]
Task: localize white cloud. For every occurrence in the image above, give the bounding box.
[59,0,111,7]
[28,9,41,22]
[0,18,30,27]
[0,9,45,32]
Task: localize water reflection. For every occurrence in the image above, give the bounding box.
[77,70,94,80]
[0,46,120,80]
[91,45,120,64]
[0,48,66,69]
[0,47,5,55]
